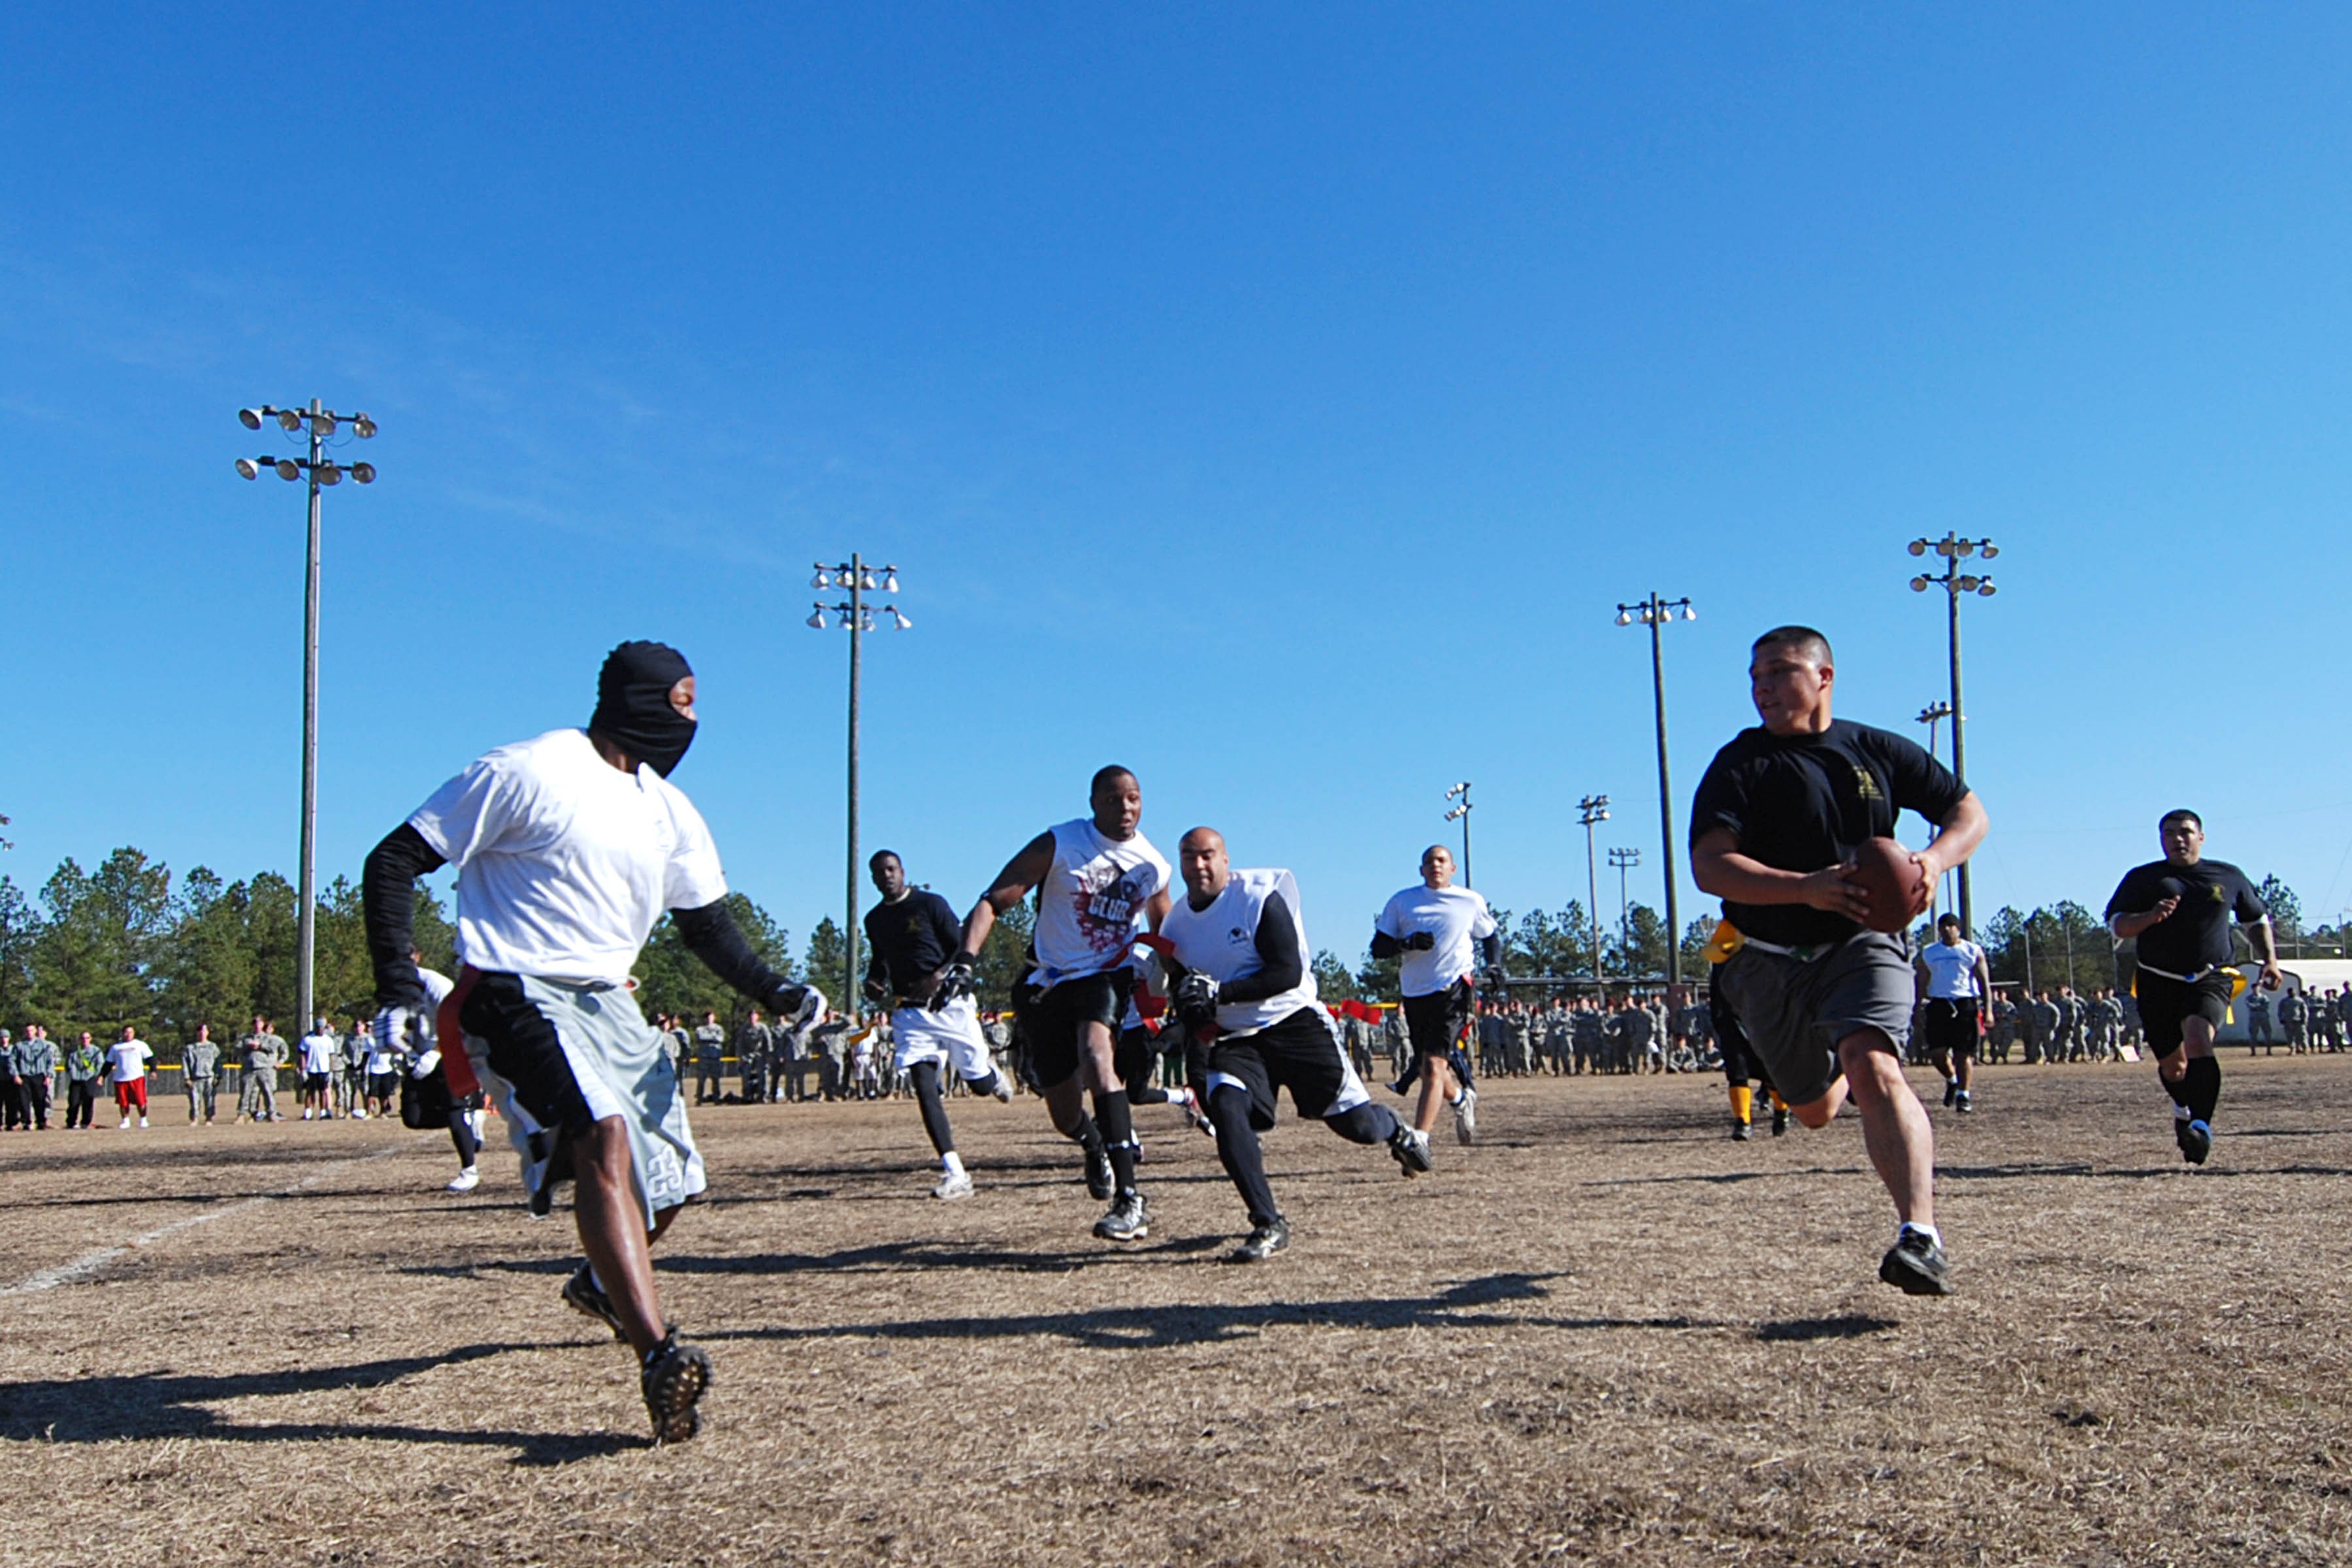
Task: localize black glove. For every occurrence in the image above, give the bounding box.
[1173,973,1220,1030]
[860,975,889,1007]
[1482,966,1509,992]
[932,960,977,1011]
[1404,931,1436,951]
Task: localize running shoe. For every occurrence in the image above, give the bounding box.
[640,1331,713,1445]
[1388,1124,1433,1178]
[446,1166,480,1194]
[1731,1121,1752,1141]
[1954,1091,1974,1115]
[1084,1144,1115,1201]
[561,1263,629,1341]
[1176,1086,1215,1137]
[1877,1228,1953,1297]
[1452,1085,1479,1146]
[1092,1190,1151,1241]
[138,1117,148,1128]
[988,1073,1013,1104]
[1942,1080,1957,1108]
[1771,1106,1789,1137]
[2180,1118,2213,1166]
[932,1168,974,1201]
[1231,1217,1290,1262]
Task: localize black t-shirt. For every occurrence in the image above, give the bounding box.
[1688,719,1970,948]
[2103,858,2264,975]
[863,890,963,998]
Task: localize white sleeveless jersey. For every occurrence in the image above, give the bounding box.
[1160,868,1319,1037]
[1919,939,1985,1000]
[1028,818,1170,988]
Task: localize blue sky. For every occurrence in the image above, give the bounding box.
[7,5,2352,961]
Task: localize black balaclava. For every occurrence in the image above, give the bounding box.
[588,640,697,777]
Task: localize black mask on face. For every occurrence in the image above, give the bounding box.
[588,640,697,777]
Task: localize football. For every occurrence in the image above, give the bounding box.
[1850,836,1926,934]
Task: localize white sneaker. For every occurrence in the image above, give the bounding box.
[990,1074,1013,1104]
[1452,1086,1479,1145]
[932,1169,974,1201]
[119,1120,132,1130]
[352,1109,368,1120]
[446,1167,480,1194]
[139,1117,148,1128]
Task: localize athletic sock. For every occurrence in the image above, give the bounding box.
[2184,1055,2222,1124]
[1065,1112,1105,1159]
[1094,1090,1139,1196]
[2161,1068,2193,1113]
[941,1149,966,1179]
[1898,1220,1943,1250]
[909,1061,956,1158]
[1729,1085,1753,1124]
[1209,1086,1279,1228]
[1767,1090,1788,1111]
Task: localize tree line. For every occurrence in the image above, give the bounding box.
[0,845,2321,1044]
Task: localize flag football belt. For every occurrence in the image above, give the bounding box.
[2131,963,2247,1000]
[1714,921,1863,966]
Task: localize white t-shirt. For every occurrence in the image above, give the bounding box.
[106,1040,154,1083]
[1375,883,1499,999]
[299,1032,338,1074]
[1159,868,1318,1036]
[1919,939,1985,1000]
[408,728,728,987]
[1028,818,1170,987]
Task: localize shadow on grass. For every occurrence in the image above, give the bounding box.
[402,1235,1231,1283]
[697,1270,1708,1350]
[0,1341,630,1465]
[1755,1314,1897,1343]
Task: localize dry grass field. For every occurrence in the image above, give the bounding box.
[5,1055,2349,1567]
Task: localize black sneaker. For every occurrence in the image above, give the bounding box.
[1771,1106,1789,1137]
[1230,1217,1290,1262]
[640,1331,713,1445]
[1878,1228,1953,1297]
[1092,1189,1150,1241]
[2180,1117,2212,1166]
[1083,1144,1115,1201]
[1388,1124,1433,1178]
[561,1263,628,1341]
[1942,1079,1957,1108]
[1731,1121,1752,1141]
[1955,1090,1974,1115]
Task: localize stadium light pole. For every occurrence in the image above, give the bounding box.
[1608,845,1642,974]
[1907,534,1998,936]
[234,400,377,1038]
[1443,781,1474,890]
[1916,701,1953,920]
[1579,794,1610,983]
[808,555,908,1022]
[1615,594,1694,985]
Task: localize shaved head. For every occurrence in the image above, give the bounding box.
[1177,826,1230,906]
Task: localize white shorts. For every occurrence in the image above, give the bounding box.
[892,997,994,1079]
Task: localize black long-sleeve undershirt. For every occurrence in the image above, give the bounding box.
[1217,890,1304,1007]
[1365,924,1504,975]
[672,901,812,1017]
[364,824,447,1008]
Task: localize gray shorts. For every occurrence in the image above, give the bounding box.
[1714,931,1914,1107]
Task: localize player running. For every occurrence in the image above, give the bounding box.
[2103,810,2280,1166]
[1163,828,1428,1260]
[1690,627,1987,1296]
[1916,913,1993,1115]
[1371,844,1501,1163]
[862,850,1013,1201]
[941,766,1171,1242]
[362,640,824,1443]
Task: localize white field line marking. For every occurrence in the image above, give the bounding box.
[1,1137,425,1298]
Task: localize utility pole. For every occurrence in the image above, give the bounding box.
[1906,535,1999,935]
[808,557,909,1022]
[1615,594,1694,983]
[235,402,378,1036]
[1608,845,1642,974]
[1916,701,1953,919]
[1579,794,1610,984]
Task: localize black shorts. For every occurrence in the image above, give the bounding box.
[1400,983,1472,1061]
[303,1071,329,1092]
[1923,998,1980,1058]
[1115,1024,1162,1094]
[367,1071,399,1100]
[457,970,597,1139]
[1205,1008,1365,1131]
[2134,968,2232,1058]
[1013,970,1127,1090]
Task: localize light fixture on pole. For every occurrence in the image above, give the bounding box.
[1614,593,1695,984]
[1442,781,1474,889]
[1915,701,1954,919]
[807,555,908,1021]
[233,400,378,1037]
[1906,534,1999,935]
[1607,845,1642,975]
[1578,794,1610,983]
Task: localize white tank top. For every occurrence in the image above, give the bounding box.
[1159,868,1319,1036]
[1028,818,1170,987]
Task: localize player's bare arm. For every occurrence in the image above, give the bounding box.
[957,830,1054,960]
[1691,827,1871,921]
[1913,794,1989,891]
[2108,899,2180,941]
[2248,917,2283,990]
